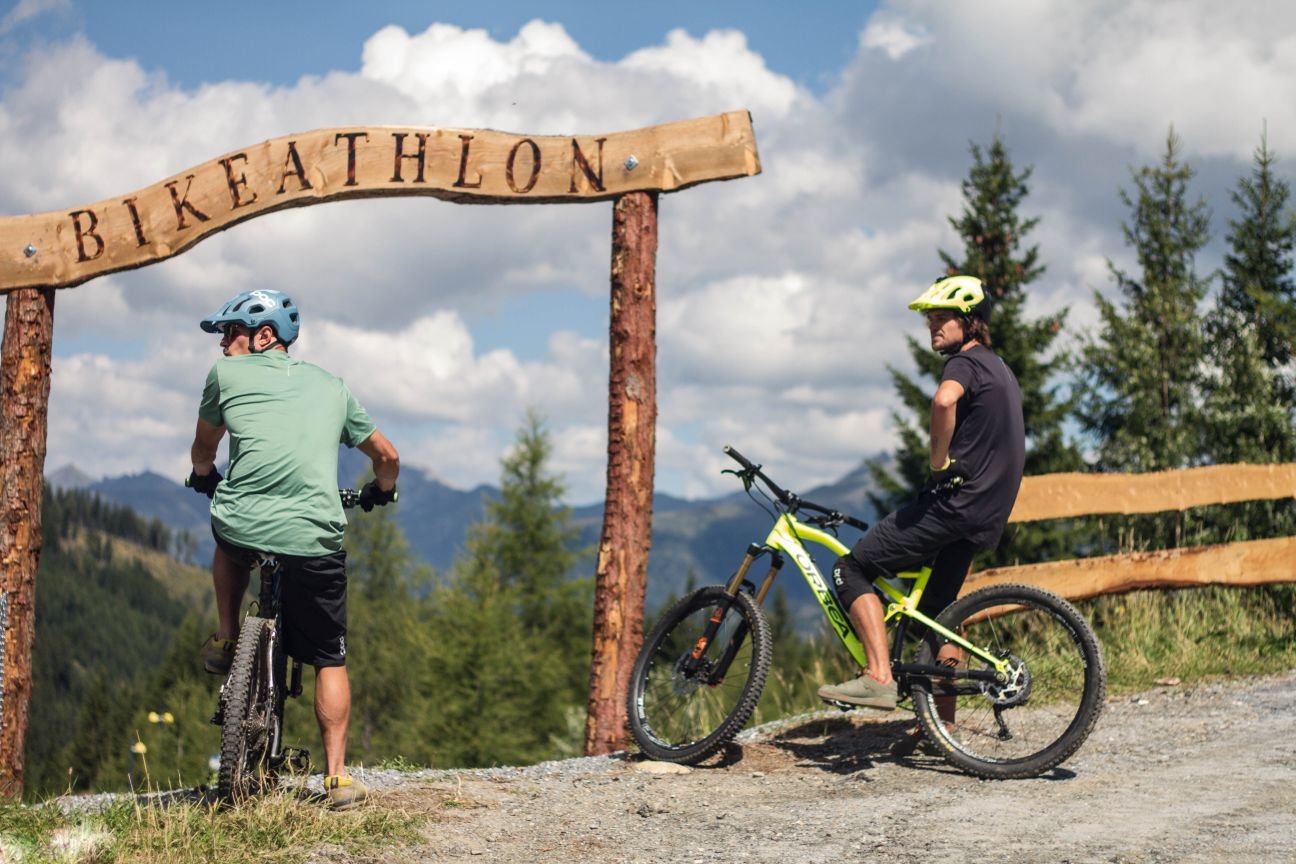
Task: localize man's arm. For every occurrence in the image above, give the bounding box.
[191,418,226,475]
[358,429,400,491]
[929,379,965,469]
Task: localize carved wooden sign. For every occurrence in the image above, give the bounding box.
[0,111,760,292]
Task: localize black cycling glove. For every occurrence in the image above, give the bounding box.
[925,458,969,494]
[358,479,397,512]
[187,468,222,499]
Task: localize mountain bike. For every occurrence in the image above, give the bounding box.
[627,446,1106,780]
[205,488,376,804]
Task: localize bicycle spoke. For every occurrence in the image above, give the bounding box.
[912,585,1105,779]
[629,587,771,763]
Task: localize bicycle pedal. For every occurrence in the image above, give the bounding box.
[825,699,856,712]
[279,747,311,774]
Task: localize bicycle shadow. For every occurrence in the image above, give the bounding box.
[687,715,928,777]
[718,715,1080,783]
[758,716,940,776]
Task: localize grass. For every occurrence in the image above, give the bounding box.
[0,787,424,864]
[1083,584,1296,693]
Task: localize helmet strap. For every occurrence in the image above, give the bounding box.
[248,325,283,354]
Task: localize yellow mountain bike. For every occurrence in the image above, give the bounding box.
[627,446,1106,779]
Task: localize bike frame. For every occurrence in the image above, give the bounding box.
[230,556,302,770]
[724,510,1009,679]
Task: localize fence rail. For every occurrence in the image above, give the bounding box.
[1008,463,1296,523]
[962,463,1296,600]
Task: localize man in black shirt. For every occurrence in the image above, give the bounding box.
[818,276,1025,733]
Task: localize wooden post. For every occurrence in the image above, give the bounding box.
[585,191,658,755]
[0,287,55,800]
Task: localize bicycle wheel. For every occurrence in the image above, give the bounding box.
[910,583,1106,780]
[628,586,772,764]
[217,617,281,803]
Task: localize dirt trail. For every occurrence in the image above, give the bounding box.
[367,671,1295,863]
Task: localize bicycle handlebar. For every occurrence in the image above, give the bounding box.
[722,445,869,532]
[185,477,395,510]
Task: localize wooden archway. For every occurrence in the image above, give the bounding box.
[0,111,761,796]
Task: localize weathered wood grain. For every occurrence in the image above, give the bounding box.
[1009,464,1296,523]
[0,111,761,292]
[962,536,1296,600]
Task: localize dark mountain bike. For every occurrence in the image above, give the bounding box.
[197,488,377,803]
[627,446,1106,780]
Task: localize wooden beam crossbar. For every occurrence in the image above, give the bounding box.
[976,463,1296,602]
[963,536,1296,601]
[0,111,760,293]
[1009,463,1296,524]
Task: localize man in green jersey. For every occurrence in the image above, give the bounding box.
[188,289,399,809]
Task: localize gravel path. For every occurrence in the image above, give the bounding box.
[53,671,1296,862]
[366,671,1295,863]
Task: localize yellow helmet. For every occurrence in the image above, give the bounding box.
[908,275,989,318]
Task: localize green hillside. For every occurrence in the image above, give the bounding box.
[27,486,215,798]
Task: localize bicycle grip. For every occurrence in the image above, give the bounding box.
[844,515,870,532]
[722,445,755,471]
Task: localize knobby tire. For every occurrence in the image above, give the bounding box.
[910,583,1106,779]
[628,586,772,764]
[217,616,280,803]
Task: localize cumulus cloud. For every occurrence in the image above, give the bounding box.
[8,4,1295,503]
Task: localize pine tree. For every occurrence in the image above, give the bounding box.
[1199,133,1296,542]
[471,409,593,706]
[342,500,438,764]
[410,410,591,767]
[417,555,566,767]
[1075,128,1212,549]
[1217,131,1296,414]
[869,134,1082,563]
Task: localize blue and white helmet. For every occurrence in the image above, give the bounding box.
[200,290,300,346]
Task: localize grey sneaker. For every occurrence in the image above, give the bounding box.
[325,774,368,810]
[200,635,235,675]
[817,675,898,710]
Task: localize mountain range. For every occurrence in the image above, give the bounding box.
[46,448,886,630]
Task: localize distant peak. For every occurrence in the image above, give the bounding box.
[46,464,97,490]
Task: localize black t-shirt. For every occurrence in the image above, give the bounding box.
[936,344,1026,547]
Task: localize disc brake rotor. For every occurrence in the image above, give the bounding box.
[983,655,1032,707]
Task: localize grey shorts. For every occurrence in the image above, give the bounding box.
[832,494,979,621]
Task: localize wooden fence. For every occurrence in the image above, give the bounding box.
[962,463,1296,598]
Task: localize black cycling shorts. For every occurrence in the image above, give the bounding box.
[212,527,349,668]
[832,494,979,622]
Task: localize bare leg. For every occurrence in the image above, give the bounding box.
[213,545,250,641]
[935,642,963,727]
[846,592,893,685]
[315,665,351,777]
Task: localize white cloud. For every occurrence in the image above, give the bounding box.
[860,12,930,60]
[295,312,606,428]
[0,0,69,34]
[8,5,1295,505]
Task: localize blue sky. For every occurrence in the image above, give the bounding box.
[2,0,1293,503]
[7,1,875,93]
